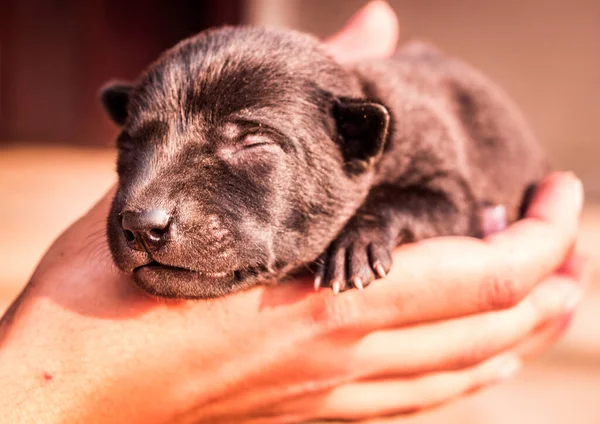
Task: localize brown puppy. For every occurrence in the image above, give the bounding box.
[102,26,547,299]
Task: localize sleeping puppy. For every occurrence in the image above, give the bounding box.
[102,26,547,299]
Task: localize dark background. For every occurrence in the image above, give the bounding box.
[1,0,598,196]
[0,0,243,145]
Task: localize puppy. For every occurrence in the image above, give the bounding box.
[102,26,547,298]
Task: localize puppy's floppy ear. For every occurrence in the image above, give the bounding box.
[334,98,390,173]
[100,82,133,126]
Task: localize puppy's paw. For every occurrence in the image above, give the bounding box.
[314,221,395,294]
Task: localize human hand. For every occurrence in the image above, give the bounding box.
[0,2,586,423]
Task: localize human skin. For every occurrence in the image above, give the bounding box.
[0,2,587,423]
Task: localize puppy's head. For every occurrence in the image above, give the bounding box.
[102,27,389,298]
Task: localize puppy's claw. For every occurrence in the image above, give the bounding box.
[332,280,341,295]
[374,262,387,278]
[352,276,364,290]
[314,275,323,291]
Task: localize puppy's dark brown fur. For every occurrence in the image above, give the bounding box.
[102,26,547,299]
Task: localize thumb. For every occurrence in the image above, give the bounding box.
[324,1,400,62]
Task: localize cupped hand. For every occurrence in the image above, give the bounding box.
[0,2,587,424]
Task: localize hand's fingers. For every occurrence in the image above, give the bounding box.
[513,253,590,360]
[234,252,585,423]
[480,171,583,294]
[303,172,582,333]
[354,251,588,378]
[353,274,581,378]
[323,0,399,62]
[556,251,589,282]
[512,314,573,361]
[525,172,584,220]
[195,249,590,424]
[224,252,586,424]
[257,353,521,423]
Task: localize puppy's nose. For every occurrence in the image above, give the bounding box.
[121,209,172,251]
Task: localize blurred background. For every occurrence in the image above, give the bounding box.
[1,1,598,423]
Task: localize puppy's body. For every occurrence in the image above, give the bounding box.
[349,42,546,236]
[102,27,546,298]
[357,42,545,222]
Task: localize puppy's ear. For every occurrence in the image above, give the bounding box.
[100,82,133,126]
[334,98,389,173]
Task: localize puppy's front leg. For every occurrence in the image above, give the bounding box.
[315,177,480,293]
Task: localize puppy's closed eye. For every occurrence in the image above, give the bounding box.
[241,133,273,149]
[218,133,279,161]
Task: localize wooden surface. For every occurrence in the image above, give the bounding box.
[1,145,599,423]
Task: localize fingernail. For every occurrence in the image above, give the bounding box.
[482,204,507,236]
[536,282,582,315]
[494,355,522,381]
[563,288,582,312]
[570,174,584,215]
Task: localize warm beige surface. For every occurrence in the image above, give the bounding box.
[0,146,117,306]
[1,146,599,423]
